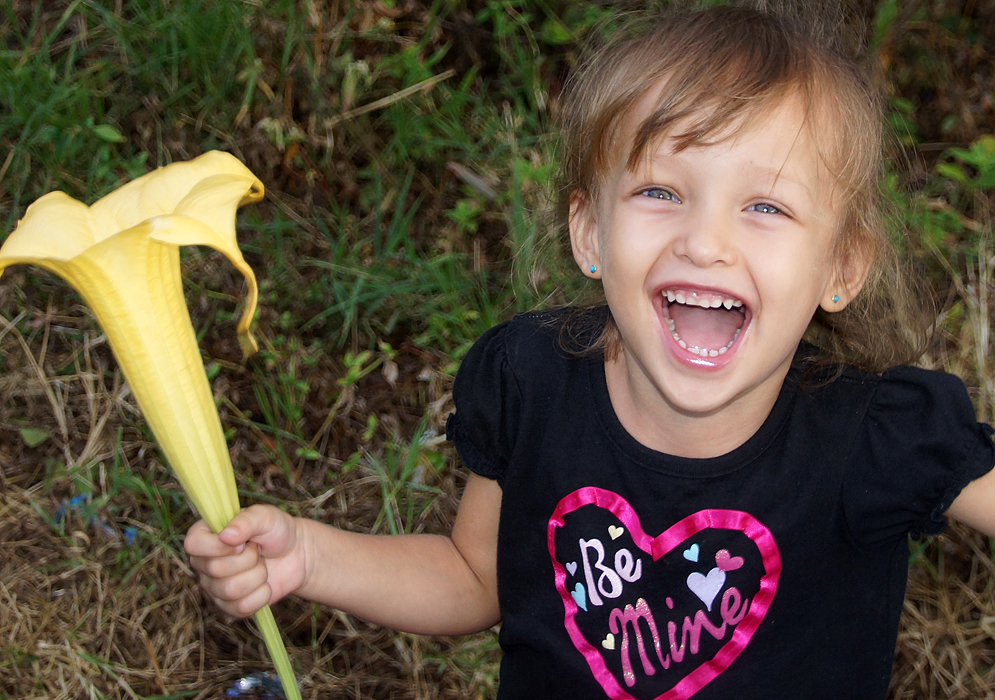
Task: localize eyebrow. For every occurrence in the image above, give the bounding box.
[745,163,818,204]
[643,153,820,206]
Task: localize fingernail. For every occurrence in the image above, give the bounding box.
[234,543,245,555]
[220,527,236,539]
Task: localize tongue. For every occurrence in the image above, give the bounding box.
[669,304,743,351]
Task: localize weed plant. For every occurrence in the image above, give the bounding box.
[1,1,993,698]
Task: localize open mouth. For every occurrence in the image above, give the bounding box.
[660,289,748,358]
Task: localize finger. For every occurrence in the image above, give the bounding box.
[218,504,280,549]
[216,580,273,619]
[192,541,262,580]
[184,519,241,558]
[208,556,269,602]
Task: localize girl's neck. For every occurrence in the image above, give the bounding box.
[603,355,787,459]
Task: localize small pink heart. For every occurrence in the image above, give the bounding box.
[715,549,744,572]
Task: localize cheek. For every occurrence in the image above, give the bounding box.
[600,214,664,272]
[755,244,833,310]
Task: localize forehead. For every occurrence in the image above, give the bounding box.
[612,86,840,194]
[629,78,827,160]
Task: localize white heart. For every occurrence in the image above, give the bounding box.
[601,633,615,651]
[686,567,726,612]
[566,561,578,576]
[608,525,624,540]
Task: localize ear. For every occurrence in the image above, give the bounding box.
[820,241,872,312]
[569,192,602,279]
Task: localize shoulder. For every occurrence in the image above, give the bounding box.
[457,307,597,384]
[789,351,973,415]
[448,308,597,482]
[450,307,594,424]
[822,363,976,425]
[872,364,977,413]
[498,308,567,358]
[824,361,995,545]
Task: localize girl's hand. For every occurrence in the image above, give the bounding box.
[184,504,308,618]
[184,474,502,635]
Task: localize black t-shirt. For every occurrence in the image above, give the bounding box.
[446,310,995,700]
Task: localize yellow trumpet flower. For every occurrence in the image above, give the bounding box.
[0,151,301,700]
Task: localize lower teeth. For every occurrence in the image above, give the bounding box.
[671,328,740,356]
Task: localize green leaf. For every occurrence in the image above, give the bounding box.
[541,18,573,45]
[975,170,995,190]
[871,0,899,50]
[20,428,51,448]
[936,162,968,185]
[974,134,995,157]
[92,124,126,143]
[295,446,322,460]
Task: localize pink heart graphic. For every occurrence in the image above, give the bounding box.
[715,549,744,572]
[548,487,781,700]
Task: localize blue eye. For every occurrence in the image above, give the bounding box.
[747,202,782,215]
[640,188,680,203]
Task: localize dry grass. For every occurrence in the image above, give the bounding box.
[893,524,995,699]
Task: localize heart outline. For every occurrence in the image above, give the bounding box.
[548,487,781,700]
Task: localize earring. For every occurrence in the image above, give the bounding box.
[590,264,597,274]
[832,294,840,303]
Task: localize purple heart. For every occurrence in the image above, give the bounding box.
[687,567,726,611]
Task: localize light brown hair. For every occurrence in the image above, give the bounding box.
[556,5,931,373]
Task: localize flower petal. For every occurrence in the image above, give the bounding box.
[0,192,99,266]
[89,151,263,239]
[148,214,259,357]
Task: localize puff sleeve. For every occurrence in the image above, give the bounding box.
[446,321,522,484]
[843,366,995,547]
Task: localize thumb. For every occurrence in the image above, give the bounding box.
[218,504,288,555]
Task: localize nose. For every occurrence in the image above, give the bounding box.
[672,208,737,268]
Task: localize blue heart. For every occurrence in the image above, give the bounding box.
[683,543,700,562]
[571,582,588,612]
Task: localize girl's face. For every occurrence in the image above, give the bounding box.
[570,96,866,457]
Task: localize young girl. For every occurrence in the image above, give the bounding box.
[185,7,995,698]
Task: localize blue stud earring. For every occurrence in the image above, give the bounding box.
[590,264,597,274]
[832,294,840,303]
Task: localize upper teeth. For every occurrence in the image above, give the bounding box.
[663,289,745,356]
[665,290,743,309]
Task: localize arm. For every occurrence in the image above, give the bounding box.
[297,472,501,634]
[185,472,502,636]
[945,466,995,538]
